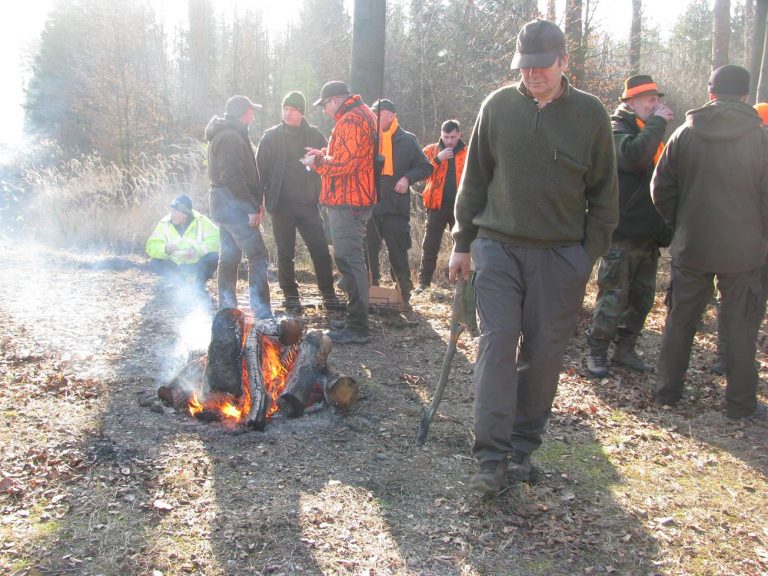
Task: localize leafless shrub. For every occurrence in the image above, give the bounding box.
[21,140,209,253]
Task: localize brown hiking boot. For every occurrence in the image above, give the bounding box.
[508,451,534,483]
[469,459,508,494]
[611,339,652,372]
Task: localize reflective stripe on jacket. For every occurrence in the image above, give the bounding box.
[422,142,467,211]
[145,210,220,265]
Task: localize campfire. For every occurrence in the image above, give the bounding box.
[158,309,358,430]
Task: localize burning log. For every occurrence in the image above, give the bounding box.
[156,308,356,429]
[157,355,207,407]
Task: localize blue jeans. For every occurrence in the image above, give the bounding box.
[217,219,271,318]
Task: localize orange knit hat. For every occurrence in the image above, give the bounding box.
[754,102,768,125]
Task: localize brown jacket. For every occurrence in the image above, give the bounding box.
[316,95,377,207]
[652,99,768,273]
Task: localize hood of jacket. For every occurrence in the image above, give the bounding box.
[205,116,248,142]
[686,99,762,142]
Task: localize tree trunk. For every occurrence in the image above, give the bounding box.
[758,20,768,101]
[629,0,642,74]
[712,0,731,69]
[546,0,556,21]
[565,0,585,87]
[349,0,386,104]
[751,0,768,102]
[188,0,214,126]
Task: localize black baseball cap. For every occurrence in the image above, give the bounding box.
[313,81,350,107]
[225,95,261,117]
[170,194,193,215]
[371,99,396,113]
[510,19,566,70]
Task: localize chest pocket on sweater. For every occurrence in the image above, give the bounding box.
[551,147,589,210]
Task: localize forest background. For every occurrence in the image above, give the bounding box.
[2,0,764,252]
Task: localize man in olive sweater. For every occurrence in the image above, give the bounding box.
[449,19,618,495]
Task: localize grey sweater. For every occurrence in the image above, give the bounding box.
[453,78,618,262]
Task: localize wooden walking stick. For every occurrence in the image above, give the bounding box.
[416,277,476,446]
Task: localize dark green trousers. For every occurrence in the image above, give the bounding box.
[656,263,762,418]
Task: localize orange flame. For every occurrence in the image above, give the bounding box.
[261,336,297,418]
[182,314,298,424]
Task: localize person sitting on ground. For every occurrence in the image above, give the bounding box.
[146,194,220,291]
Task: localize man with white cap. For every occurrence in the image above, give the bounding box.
[449,19,618,494]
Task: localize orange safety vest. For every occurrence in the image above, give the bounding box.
[421,142,467,211]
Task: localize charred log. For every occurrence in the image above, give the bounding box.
[158,355,207,407]
[278,332,329,417]
[244,328,270,431]
[205,308,302,399]
[204,308,245,397]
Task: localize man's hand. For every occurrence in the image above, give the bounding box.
[248,204,265,228]
[436,147,454,162]
[448,251,471,282]
[165,243,177,255]
[302,147,326,169]
[394,176,409,194]
[653,103,674,122]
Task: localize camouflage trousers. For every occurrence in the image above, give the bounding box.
[587,237,660,354]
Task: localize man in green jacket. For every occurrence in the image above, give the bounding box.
[449,19,618,495]
[146,194,220,291]
[586,75,674,378]
[652,65,768,421]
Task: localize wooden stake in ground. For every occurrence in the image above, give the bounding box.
[416,278,475,446]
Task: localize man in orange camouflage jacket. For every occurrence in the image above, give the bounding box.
[303,81,377,344]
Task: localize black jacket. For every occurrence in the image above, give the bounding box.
[256,118,327,213]
[205,116,261,224]
[652,99,768,273]
[611,106,671,244]
[374,126,433,216]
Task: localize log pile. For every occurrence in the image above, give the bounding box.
[158,309,358,429]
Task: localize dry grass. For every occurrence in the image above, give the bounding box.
[20,141,209,253]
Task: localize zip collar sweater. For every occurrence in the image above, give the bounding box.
[453,76,618,262]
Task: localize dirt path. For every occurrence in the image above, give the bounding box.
[1,245,767,576]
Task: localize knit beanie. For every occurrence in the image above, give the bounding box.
[708,65,750,96]
[282,91,306,114]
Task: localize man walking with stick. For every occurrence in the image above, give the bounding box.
[449,19,618,494]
